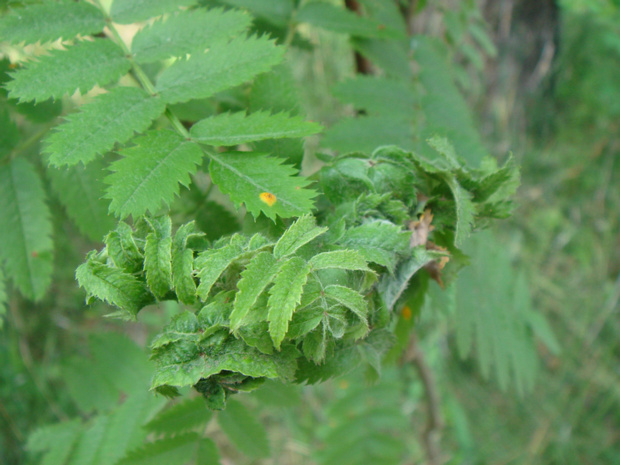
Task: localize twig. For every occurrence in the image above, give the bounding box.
[404,332,444,465]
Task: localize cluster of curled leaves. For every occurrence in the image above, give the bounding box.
[78,143,517,409]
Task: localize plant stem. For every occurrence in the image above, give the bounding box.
[96,1,190,138]
[405,332,444,465]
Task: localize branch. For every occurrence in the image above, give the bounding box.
[344,0,373,75]
[404,332,444,465]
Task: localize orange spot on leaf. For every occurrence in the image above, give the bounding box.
[402,305,412,320]
[259,192,277,206]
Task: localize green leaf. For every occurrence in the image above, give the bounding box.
[106,130,203,219]
[248,64,306,167]
[338,221,410,272]
[0,108,18,159]
[267,256,311,349]
[217,399,270,458]
[156,35,285,104]
[116,433,201,465]
[220,0,294,27]
[332,75,417,118]
[455,232,538,394]
[309,250,372,272]
[0,1,105,45]
[144,216,173,299]
[0,158,53,300]
[145,397,213,435]
[209,151,316,220]
[110,0,197,24]
[6,39,130,103]
[0,267,6,328]
[131,8,252,63]
[195,238,246,300]
[90,392,165,465]
[378,247,438,311]
[296,2,404,39]
[273,215,327,259]
[44,87,165,166]
[76,260,153,317]
[151,322,298,388]
[444,176,475,246]
[190,110,322,147]
[324,285,368,325]
[195,201,240,240]
[88,332,153,395]
[105,222,143,272]
[230,252,280,331]
[47,159,115,241]
[26,419,82,465]
[415,37,488,166]
[171,222,199,305]
[321,116,415,153]
[196,438,221,464]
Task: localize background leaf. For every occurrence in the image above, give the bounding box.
[217,399,270,458]
[131,8,251,63]
[0,1,104,45]
[0,158,53,300]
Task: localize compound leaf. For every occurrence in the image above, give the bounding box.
[0,158,53,300]
[156,35,284,104]
[273,215,327,259]
[7,39,130,103]
[190,110,322,147]
[106,130,203,219]
[209,151,316,220]
[131,8,251,63]
[0,1,105,45]
[45,87,165,167]
[267,256,311,349]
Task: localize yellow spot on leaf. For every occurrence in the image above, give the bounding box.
[259,192,277,206]
[402,305,412,321]
[338,380,349,390]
